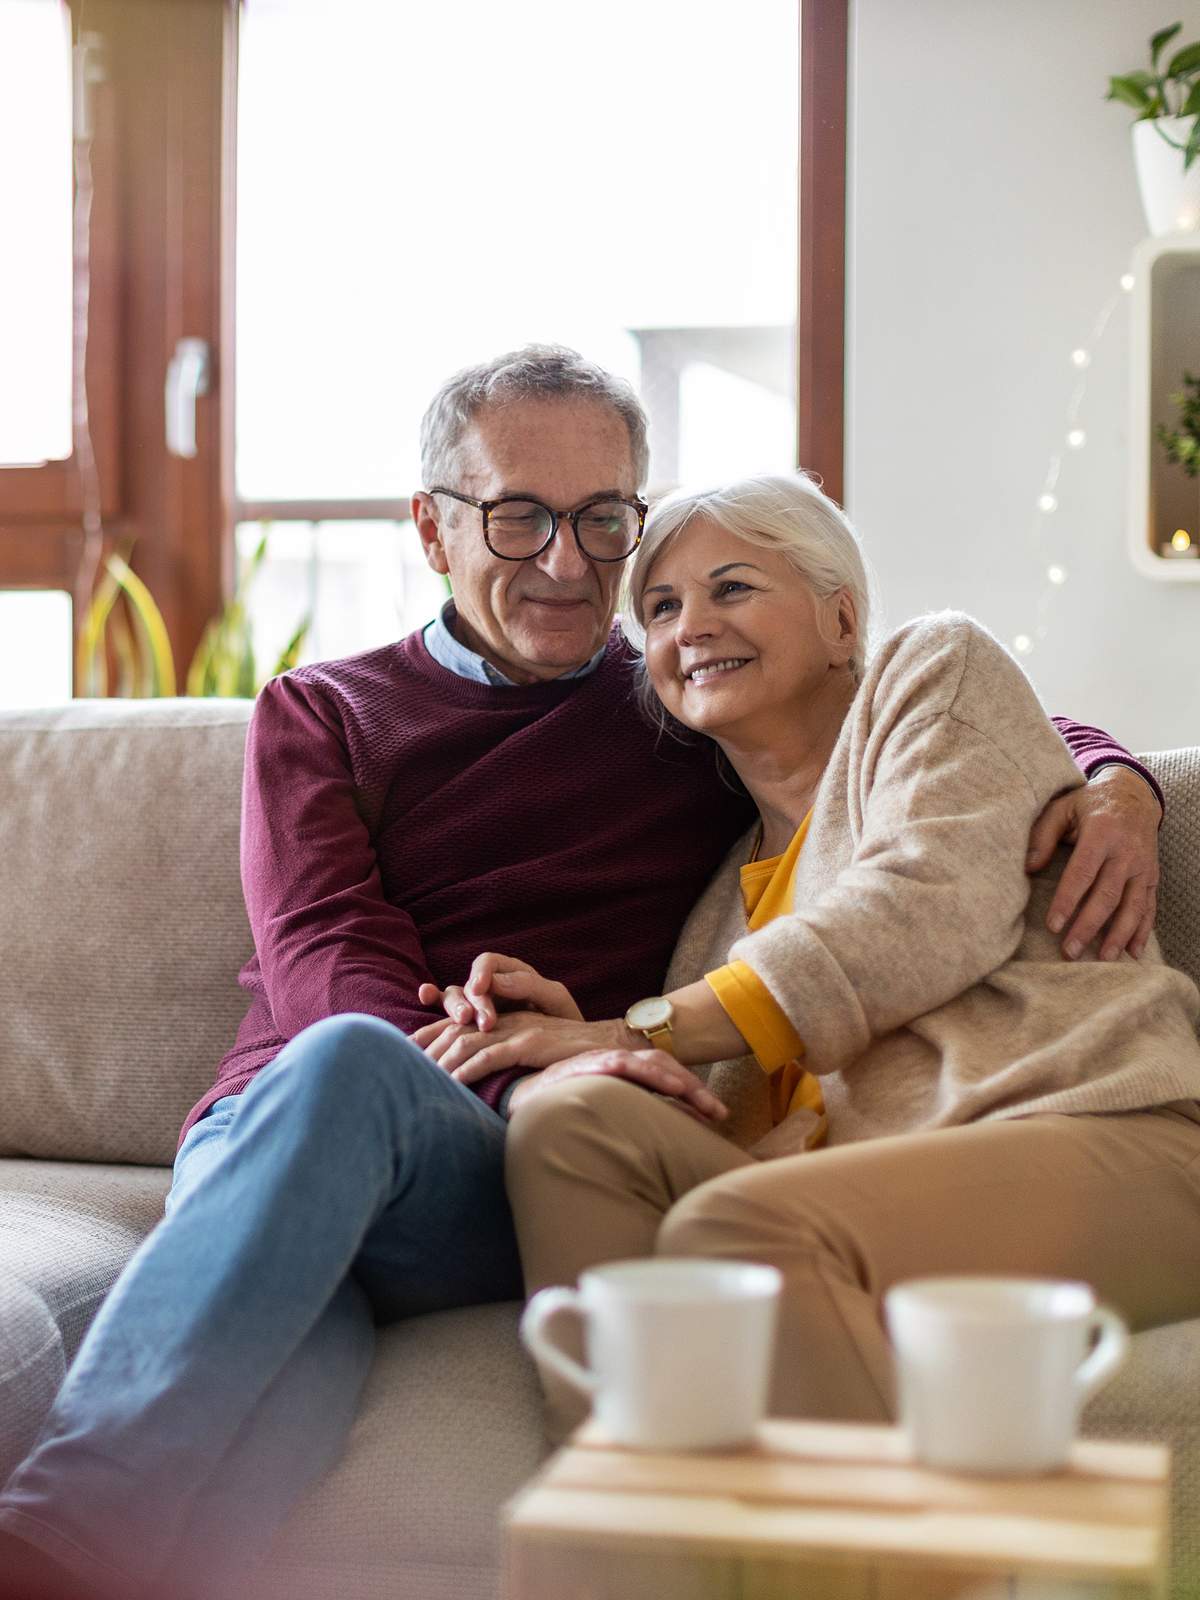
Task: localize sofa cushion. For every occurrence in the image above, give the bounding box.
[0,1159,172,1482]
[256,1302,546,1600]
[1084,1316,1200,1593]
[0,701,254,1165]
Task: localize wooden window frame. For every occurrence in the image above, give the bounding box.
[798,0,848,505]
[0,0,235,683]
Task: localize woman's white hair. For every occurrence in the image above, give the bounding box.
[620,471,877,733]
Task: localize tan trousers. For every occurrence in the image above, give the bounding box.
[505,1076,1200,1441]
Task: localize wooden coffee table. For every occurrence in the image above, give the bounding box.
[502,1418,1168,1599]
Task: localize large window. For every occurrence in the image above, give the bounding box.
[0,0,845,705]
[235,0,800,659]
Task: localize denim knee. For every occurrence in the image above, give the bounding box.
[264,1013,440,1122]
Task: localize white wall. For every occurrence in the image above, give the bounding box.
[846,0,1200,751]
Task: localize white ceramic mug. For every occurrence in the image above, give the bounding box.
[520,1258,782,1451]
[884,1275,1129,1475]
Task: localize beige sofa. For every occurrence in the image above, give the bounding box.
[1,699,1198,1600]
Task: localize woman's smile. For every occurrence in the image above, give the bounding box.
[684,656,754,687]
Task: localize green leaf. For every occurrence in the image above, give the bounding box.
[186,618,221,697]
[76,562,121,696]
[1106,74,1155,112]
[108,601,137,697]
[1166,41,1200,79]
[106,553,178,696]
[1125,69,1159,88]
[235,633,257,699]
[267,616,311,682]
[1183,80,1200,115]
[1184,115,1200,168]
[1151,22,1183,67]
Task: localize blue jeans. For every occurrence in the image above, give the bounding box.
[0,1015,521,1599]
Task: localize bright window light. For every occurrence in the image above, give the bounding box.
[236,0,798,502]
[0,0,73,467]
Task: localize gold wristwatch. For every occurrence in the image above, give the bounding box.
[624,995,677,1055]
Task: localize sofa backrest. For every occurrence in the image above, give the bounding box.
[1142,749,1200,1000]
[0,702,1196,1168]
[0,700,253,1165]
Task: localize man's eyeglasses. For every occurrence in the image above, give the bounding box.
[428,488,647,563]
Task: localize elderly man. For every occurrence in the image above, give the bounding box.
[0,345,1163,1600]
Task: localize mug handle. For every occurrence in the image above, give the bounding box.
[1075,1304,1129,1404]
[520,1287,598,1396]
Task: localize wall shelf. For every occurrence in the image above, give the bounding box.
[1129,233,1200,582]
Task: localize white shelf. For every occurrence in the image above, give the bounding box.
[1128,233,1200,581]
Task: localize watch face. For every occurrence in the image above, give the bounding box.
[627,996,672,1031]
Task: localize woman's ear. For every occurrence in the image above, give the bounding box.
[823,587,858,667]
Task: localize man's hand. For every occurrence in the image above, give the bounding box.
[1025,766,1161,961]
[417,952,582,1032]
[506,1049,728,1125]
[412,1008,631,1081]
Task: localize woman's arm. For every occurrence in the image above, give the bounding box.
[725,618,1080,1078]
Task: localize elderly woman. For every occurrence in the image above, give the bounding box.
[419,473,1200,1433]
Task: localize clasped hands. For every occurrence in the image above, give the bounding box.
[412,955,727,1123]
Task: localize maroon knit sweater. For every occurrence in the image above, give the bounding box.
[180,631,755,1140]
[181,630,1161,1144]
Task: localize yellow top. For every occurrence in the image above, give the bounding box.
[704,811,826,1135]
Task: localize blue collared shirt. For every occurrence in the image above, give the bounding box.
[423,600,606,686]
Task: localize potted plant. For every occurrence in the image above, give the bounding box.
[1156,372,1200,556]
[77,530,309,698]
[1107,22,1200,234]
[1157,370,1200,478]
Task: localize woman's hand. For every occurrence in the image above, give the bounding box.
[508,1048,728,1125]
[417,952,583,1033]
[413,1008,631,1082]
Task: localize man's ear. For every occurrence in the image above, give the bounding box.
[412,492,449,576]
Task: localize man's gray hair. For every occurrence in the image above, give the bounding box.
[419,344,650,490]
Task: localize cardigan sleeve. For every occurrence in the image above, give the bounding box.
[239,672,445,1044]
[726,623,1081,1078]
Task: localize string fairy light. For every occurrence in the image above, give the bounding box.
[1012,270,1136,659]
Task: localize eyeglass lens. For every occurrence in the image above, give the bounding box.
[485,499,640,561]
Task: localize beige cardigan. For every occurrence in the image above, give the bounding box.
[665,612,1200,1154]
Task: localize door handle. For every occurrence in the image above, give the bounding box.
[165,338,212,459]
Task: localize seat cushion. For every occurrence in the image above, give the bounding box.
[257,1302,546,1600]
[1083,1315,1200,1596]
[0,1160,172,1482]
